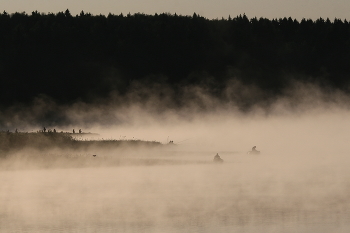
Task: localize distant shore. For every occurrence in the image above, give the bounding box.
[0,131,162,156]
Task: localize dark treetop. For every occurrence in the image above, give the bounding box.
[1,10,350,108]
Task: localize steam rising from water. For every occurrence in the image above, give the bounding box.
[1,81,350,232]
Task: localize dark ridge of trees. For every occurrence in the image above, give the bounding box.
[0,11,350,107]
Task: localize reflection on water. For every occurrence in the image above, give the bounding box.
[1,152,350,233]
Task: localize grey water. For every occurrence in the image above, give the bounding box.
[1,151,349,233]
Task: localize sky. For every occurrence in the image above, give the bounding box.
[1,0,349,20]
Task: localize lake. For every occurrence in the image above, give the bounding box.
[1,150,349,233]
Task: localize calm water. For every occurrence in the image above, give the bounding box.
[1,152,349,233]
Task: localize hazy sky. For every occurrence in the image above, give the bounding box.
[1,0,349,20]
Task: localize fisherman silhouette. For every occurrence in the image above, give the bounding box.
[73,129,75,134]
[213,153,223,163]
[249,146,260,154]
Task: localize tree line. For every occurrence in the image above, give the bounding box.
[1,10,350,107]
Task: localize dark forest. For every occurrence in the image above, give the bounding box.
[1,10,350,109]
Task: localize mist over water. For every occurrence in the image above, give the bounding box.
[1,82,350,232]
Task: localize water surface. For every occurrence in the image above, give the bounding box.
[1,152,349,232]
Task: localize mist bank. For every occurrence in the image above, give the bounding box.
[1,79,350,130]
[1,11,350,108]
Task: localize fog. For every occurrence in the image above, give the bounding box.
[1,82,350,232]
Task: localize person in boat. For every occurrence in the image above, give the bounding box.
[251,146,260,154]
[213,153,223,162]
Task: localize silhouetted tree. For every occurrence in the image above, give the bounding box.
[0,11,350,108]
